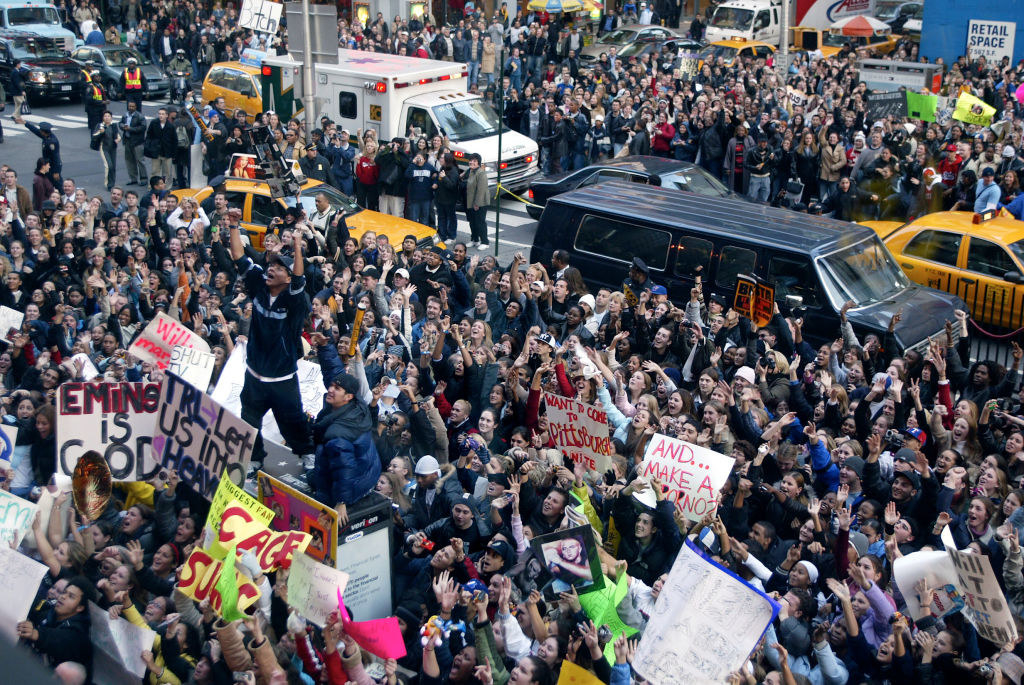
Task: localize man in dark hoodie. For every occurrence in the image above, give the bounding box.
[309,341,380,526]
[17,576,95,676]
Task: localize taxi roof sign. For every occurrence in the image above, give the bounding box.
[240,48,267,68]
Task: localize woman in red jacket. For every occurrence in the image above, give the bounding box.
[355,140,381,211]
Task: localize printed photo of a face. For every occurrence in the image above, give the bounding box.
[541,535,593,594]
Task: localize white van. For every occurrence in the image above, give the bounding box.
[261,49,539,192]
[0,0,76,50]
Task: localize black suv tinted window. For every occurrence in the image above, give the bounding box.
[717,245,757,287]
[574,215,671,271]
[674,235,713,278]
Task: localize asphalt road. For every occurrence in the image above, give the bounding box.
[1,96,539,268]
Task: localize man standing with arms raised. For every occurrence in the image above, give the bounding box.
[228,207,315,472]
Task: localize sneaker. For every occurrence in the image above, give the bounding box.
[469,240,479,247]
[302,453,316,470]
[431,234,440,244]
[477,242,489,250]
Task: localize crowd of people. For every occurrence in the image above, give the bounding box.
[5,1,1024,685]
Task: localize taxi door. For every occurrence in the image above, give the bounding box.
[961,236,1024,329]
[890,227,968,296]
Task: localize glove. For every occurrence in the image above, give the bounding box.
[236,549,262,579]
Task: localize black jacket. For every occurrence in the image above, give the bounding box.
[24,607,92,674]
[144,119,177,159]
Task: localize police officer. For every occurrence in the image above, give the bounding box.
[120,56,146,109]
[23,121,61,185]
[83,67,108,137]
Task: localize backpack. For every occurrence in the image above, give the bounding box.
[175,124,190,149]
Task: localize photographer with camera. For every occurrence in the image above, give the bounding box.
[327,129,357,195]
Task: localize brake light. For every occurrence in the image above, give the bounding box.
[420,78,430,84]
[375,81,386,93]
[439,74,451,81]
[527,189,534,200]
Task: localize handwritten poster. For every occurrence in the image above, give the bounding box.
[633,541,779,685]
[0,544,47,640]
[239,0,283,33]
[543,393,613,473]
[640,434,735,521]
[942,526,1018,644]
[288,553,350,627]
[168,345,216,391]
[893,549,963,621]
[56,382,162,482]
[153,372,256,500]
[177,547,262,615]
[0,489,37,547]
[206,468,276,549]
[128,312,211,370]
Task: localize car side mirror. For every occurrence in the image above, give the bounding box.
[1004,271,1022,284]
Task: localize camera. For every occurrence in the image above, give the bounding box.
[884,428,905,449]
[765,354,776,370]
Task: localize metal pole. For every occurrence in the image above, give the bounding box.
[777,0,789,82]
[301,0,317,145]
[494,44,504,257]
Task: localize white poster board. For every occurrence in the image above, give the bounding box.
[633,541,780,685]
[211,342,324,445]
[0,544,47,640]
[56,382,162,482]
[893,550,962,621]
[88,602,155,679]
[967,20,1016,63]
[168,344,216,391]
[128,312,211,370]
[239,0,283,33]
[0,305,23,341]
[942,526,1019,644]
[640,433,735,521]
[0,489,37,547]
[153,372,256,500]
[543,393,613,473]
[287,553,350,627]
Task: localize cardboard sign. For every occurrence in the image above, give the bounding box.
[211,341,324,446]
[633,540,780,685]
[128,312,211,370]
[733,274,774,328]
[338,594,407,659]
[288,553,350,627]
[258,471,339,567]
[677,52,700,79]
[543,393,613,473]
[866,90,908,120]
[640,434,735,521]
[239,0,283,33]
[0,545,47,640]
[942,526,1018,644]
[0,489,37,547]
[892,549,963,621]
[70,353,100,381]
[177,547,262,615]
[153,372,256,500]
[906,91,938,122]
[967,20,1016,63]
[57,382,162,482]
[168,345,216,391]
[216,502,312,573]
[954,91,997,126]
[88,602,155,679]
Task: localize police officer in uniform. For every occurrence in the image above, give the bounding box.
[23,121,61,185]
[84,67,108,137]
[120,56,146,109]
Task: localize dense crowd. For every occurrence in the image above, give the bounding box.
[4,1,1024,685]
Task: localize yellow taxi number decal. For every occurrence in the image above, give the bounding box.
[370,104,382,122]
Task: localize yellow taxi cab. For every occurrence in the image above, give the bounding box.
[172,175,435,252]
[202,61,263,121]
[790,27,901,59]
[863,209,1024,329]
[698,39,775,69]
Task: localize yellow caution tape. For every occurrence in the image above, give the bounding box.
[494,182,544,209]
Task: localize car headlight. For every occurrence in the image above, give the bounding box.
[27,71,47,84]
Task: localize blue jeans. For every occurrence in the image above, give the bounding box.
[748,175,770,203]
[526,55,542,79]
[437,203,457,240]
[409,199,431,225]
[468,61,480,87]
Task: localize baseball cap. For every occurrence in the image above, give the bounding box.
[394,267,410,279]
[982,167,996,177]
[894,469,922,490]
[485,539,514,565]
[901,427,927,446]
[266,251,294,275]
[361,265,380,279]
[330,372,360,395]
[650,285,668,296]
[415,455,441,476]
[536,333,560,350]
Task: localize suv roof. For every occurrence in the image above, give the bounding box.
[549,180,874,256]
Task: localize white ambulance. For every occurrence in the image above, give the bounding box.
[261,49,539,192]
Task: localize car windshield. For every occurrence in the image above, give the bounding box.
[817,236,911,307]
[699,44,738,62]
[711,7,753,31]
[104,49,151,66]
[7,6,61,25]
[823,32,851,47]
[285,185,362,218]
[597,29,637,46]
[11,39,62,59]
[660,169,731,196]
[432,99,508,142]
[617,41,651,58]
